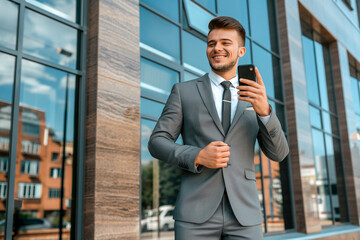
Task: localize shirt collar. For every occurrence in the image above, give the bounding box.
[208,70,238,88]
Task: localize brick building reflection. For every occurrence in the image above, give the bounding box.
[0,100,72,237]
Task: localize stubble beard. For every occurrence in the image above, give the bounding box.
[209,58,237,73]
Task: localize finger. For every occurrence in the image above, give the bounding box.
[237,91,257,98]
[239,78,259,88]
[255,67,264,86]
[238,96,254,103]
[238,85,260,93]
[211,141,228,146]
[216,145,230,152]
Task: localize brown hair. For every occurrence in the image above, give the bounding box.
[208,16,246,46]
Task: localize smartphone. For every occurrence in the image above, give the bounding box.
[237,64,256,97]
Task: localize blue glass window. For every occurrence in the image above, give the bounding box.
[314,42,329,111]
[238,39,252,66]
[182,30,209,74]
[184,71,199,82]
[140,58,179,102]
[140,0,179,22]
[183,0,215,36]
[218,0,249,35]
[140,7,180,62]
[0,0,18,49]
[193,0,216,13]
[302,35,320,105]
[249,0,271,50]
[351,76,360,114]
[309,105,322,129]
[26,0,77,22]
[141,98,165,120]
[23,9,78,69]
[253,44,275,99]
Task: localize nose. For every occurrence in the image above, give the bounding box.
[214,42,222,52]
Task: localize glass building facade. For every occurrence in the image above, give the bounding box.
[1,0,360,239]
[0,0,87,239]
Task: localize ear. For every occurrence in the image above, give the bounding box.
[238,47,246,58]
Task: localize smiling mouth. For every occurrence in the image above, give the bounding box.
[212,55,227,60]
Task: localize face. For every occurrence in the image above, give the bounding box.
[206,28,245,74]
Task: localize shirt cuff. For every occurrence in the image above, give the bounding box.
[258,114,271,125]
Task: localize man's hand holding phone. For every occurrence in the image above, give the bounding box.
[237,66,270,117]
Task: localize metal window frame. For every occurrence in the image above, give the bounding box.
[2,0,88,239]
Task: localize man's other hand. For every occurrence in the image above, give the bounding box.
[195,141,230,168]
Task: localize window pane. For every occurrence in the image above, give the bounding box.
[238,39,251,66]
[302,35,320,105]
[141,98,165,120]
[314,42,330,111]
[184,0,215,35]
[322,111,332,134]
[193,0,216,13]
[184,71,199,82]
[26,0,77,22]
[140,7,180,62]
[0,0,18,49]
[140,0,179,22]
[23,9,78,69]
[309,105,322,129]
[253,44,278,99]
[140,58,179,102]
[351,77,360,114]
[182,30,209,74]
[218,0,249,35]
[14,59,76,234]
[249,0,270,46]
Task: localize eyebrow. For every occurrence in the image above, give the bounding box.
[207,38,233,44]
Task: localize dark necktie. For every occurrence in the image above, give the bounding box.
[221,81,231,135]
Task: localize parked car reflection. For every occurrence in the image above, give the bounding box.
[141,205,174,232]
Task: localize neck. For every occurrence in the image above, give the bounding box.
[211,68,237,80]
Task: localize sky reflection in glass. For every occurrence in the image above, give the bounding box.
[23,9,77,69]
[20,60,76,142]
[0,1,18,50]
[26,0,76,22]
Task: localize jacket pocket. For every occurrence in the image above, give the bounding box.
[244,169,256,181]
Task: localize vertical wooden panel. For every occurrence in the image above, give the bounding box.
[85,0,140,239]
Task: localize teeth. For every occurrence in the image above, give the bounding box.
[214,56,225,59]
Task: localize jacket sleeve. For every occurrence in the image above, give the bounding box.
[256,107,289,162]
[148,83,202,173]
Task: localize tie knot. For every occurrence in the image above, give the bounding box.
[221,81,232,90]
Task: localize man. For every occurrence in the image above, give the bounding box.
[148,16,289,240]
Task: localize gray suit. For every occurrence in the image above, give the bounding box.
[148,74,289,228]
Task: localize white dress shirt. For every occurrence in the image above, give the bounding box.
[208,70,270,125]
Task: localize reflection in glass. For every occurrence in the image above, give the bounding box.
[140,0,179,22]
[141,98,165,120]
[0,53,15,232]
[314,42,329,111]
[249,0,270,44]
[141,58,179,102]
[141,118,179,239]
[11,59,75,238]
[302,35,320,105]
[351,76,360,114]
[140,7,180,62]
[26,0,77,22]
[184,71,199,82]
[309,105,322,129]
[238,39,251,66]
[193,0,216,13]
[23,9,77,69]
[182,30,209,74]
[0,1,18,49]
[183,0,214,35]
[253,44,276,99]
[218,0,249,35]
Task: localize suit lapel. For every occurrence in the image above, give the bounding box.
[227,100,250,135]
[196,74,225,136]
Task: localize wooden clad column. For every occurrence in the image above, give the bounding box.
[277,0,322,234]
[85,0,140,239]
[330,42,360,226]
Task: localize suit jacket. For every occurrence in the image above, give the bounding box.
[148,74,289,226]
